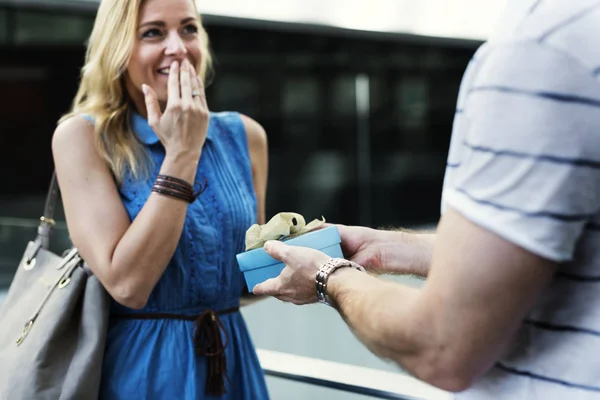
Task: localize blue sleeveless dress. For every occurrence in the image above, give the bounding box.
[98,111,269,399]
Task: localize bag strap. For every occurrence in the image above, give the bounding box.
[42,171,60,231]
[24,172,60,262]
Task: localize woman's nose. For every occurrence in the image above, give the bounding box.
[164,32,187,57]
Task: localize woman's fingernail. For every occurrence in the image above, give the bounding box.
[171,61,178,69]
[142,84,148,95]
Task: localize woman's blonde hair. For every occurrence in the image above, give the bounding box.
[60,0,213,182]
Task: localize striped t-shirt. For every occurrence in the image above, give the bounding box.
[442,0,600,398]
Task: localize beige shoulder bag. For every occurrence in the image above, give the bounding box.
[0,173,110,399]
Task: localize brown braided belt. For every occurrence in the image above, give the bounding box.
[113,307,239,396]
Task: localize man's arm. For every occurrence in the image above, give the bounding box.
[328,207,557,391]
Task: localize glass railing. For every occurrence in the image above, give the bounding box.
[258,349,449,399]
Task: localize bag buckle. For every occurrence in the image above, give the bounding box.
[15,319,34,346]
[39,216,56,227]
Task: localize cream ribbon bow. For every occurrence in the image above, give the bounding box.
[245,212,326,251]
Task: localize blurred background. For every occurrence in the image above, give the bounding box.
[0,0,506,398]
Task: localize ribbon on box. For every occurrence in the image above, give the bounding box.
[245,213,326,251]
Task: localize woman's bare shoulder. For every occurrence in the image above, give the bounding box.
[52,115,97,158]
[239,114,267,154]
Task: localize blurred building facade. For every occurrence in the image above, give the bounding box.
[0,1,481,286]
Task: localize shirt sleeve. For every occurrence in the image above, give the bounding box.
[443,40,600,262]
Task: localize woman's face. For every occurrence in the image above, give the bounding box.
[125,0,203,113]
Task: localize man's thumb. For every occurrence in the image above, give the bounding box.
[264,240,288,262]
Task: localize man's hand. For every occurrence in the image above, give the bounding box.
[252,241,330,305]
[336,224,434,277]
[335,224,390,275]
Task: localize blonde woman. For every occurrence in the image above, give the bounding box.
[52,0,269,398]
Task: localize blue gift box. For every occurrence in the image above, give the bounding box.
[236,226,344,292]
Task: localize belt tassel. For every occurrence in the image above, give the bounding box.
[194,309,229,396]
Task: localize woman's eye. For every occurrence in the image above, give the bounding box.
[142,28,162,39]
[183,25,199,35]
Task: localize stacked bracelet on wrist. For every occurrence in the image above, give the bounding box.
[151,174,208,203]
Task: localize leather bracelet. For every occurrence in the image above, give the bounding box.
[157,174,194,188]
[316,258,366,307]
[154,179,194,196]
[154,175,209,203]
[151,186,193,203]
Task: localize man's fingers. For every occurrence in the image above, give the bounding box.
[142,84,161,128]
[252,277,280,295]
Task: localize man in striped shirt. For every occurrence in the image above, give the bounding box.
[254,0,600,398]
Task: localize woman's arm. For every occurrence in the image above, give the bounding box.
[241,114,268,226]
[53,116,196,309]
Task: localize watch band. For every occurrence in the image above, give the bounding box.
[316,258,366,307]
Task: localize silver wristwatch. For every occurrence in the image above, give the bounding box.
[316,258,366,307]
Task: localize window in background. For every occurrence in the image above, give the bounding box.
[212,73,261,117]
[328,74,358,150]
[0,66,51,197]
[369,74,397,148]
[0,9,8,44]
[275,75,324,219]
[331,75,356,118]
[15,11,93,45]
[397,76,429,131]
[369,48,471,228]
[316,74,359,224]
[395,75,432,150]
[282,75,322,147]
[428,67,464,152]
